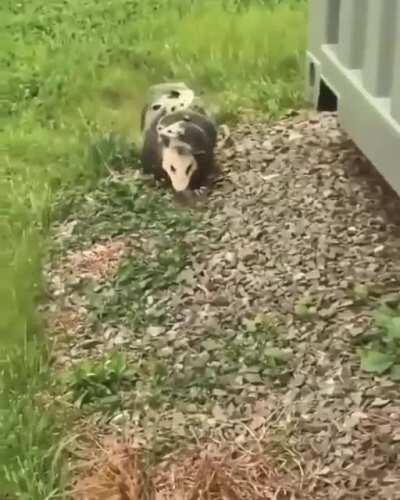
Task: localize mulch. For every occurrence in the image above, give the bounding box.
[50,110,400,499]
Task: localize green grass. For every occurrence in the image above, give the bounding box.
[0,341,68,499]
[1,0,307,496]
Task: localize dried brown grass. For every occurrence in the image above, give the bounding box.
[47,307,87,336]
[72,437,152,500]
[72,436,307,500]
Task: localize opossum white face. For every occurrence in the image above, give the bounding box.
[161,144,198,192]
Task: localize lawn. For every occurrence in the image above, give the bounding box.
[0,0,307,497]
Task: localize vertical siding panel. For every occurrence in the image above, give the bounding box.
[308,0,331,57]
[326,0,341,45]
[391,6,400,121]
[337,0,367,68]
[363,0,398,97]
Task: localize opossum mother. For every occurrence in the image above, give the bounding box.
[140,109,218,194]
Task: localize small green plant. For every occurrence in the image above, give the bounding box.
[294,296,317,321]
[360,305,400,380]
[62,353,138,410]
[227,318,292,378]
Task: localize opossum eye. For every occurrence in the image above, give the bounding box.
[170,165,176,173]
[186,163,193,175]
[152,104,162,110]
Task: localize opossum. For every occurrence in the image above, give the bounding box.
[140,109,218,193]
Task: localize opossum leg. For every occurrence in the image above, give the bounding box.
[193,185,209,197]
[217,124,233,149]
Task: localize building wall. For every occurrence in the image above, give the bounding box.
[306,0,400,195]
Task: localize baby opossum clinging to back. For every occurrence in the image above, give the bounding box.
[140,82,207,134]
[140,107,218,194]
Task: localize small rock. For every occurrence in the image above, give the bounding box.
[111,411,130,426]
[262,140,273,151]
[288,132,303,142]
[374,244,384,254]
[159,346,173,357]
[370,398,390,408]
[225,251,237,266]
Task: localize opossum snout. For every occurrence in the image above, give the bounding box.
[174,189,196,207]
[175,188,191,196]
[173,183,191,194]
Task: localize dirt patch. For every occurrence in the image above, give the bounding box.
[60,239,127,283]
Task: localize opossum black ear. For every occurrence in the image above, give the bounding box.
[140,105,148,131]
[160,135,170,147]
[191,148,206,155]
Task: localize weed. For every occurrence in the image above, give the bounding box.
[62,353,138,411]
[225,320,293,380]
[294,298,317,321]
[360,305,400,380]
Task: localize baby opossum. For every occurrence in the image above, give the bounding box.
[157,109,217,149]
[140,88,194,133]
[140,109,218,193]
[140,83,208,134]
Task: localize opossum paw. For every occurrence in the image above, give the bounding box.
[193,186,208,196]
